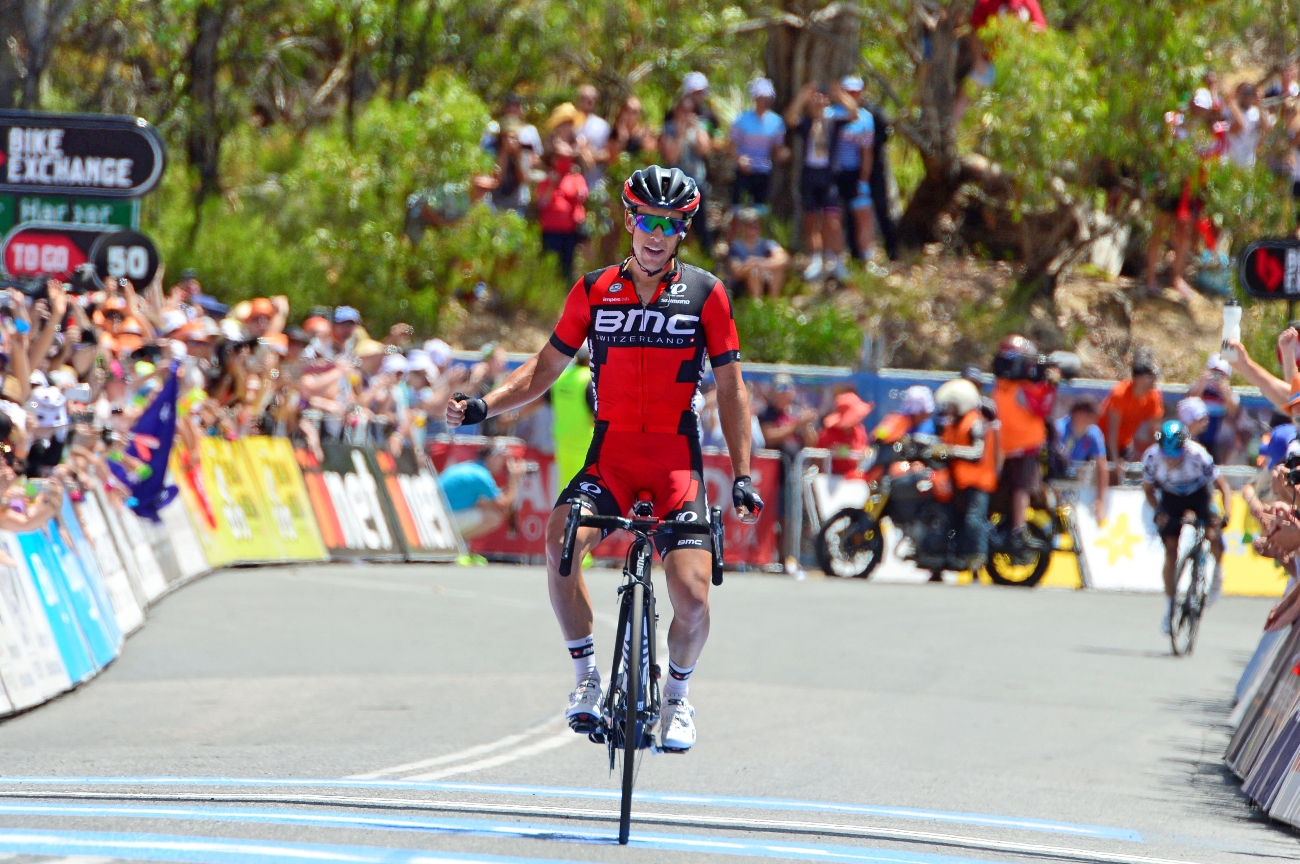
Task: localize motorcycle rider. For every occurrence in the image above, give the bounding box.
[871,384,936,445]
[936,378,998,572]
[991,335,1059,558]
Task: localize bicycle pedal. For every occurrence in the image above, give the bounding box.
[568,714,599,735]
[587,730,607,745]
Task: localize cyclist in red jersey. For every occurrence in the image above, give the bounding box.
[447,165,762,752]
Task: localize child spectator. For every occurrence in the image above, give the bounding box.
[727,208,789,299]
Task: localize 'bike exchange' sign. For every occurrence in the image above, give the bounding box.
[0,111,165,199]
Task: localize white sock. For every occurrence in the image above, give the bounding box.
[566,636,598,685]
[664,660,694,700]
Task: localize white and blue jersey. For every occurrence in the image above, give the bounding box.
[828,105,875,173]
[1141,440,1218,497]
[728,110,786,174]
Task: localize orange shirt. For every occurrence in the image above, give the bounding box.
[1100,379,1165,454]
[993,379,1048,456]
[943,410,998,492]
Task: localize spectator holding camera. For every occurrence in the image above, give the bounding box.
[437,442,527,541]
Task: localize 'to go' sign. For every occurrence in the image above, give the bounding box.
[90,230,158,288]
[0,224,101,279]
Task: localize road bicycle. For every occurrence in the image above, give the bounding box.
[1170,519,1211,656]
[559,495,724,845]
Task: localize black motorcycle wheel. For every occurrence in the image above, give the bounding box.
[985,512,1052,587]
[816,509,884,579]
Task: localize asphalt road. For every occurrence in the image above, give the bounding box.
[0,562,1293,864]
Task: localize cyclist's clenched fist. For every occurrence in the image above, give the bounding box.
[446,392,488,429]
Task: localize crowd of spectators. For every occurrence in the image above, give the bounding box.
[471,70,899,295]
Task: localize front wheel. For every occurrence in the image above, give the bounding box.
[985,512,1052,587]
[1170,546,1204,656]
[618,580,645,845]
[816,509,884,578]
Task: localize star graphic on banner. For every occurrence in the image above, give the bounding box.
[1094,512,1139,566]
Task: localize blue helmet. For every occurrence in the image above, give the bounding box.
[1155,419,1188,457]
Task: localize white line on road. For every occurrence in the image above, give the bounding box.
[347,715,565,779]
[404,730,578,781]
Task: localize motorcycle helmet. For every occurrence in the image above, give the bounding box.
[993,334,1040,380]
[934,378,980,416]
[1155,419,1188,457]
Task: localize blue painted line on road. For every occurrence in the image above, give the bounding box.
[0,776,1143,842]
[0,801,1017,864]
[0,825,586,864]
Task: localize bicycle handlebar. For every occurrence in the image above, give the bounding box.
[558,504,726,586]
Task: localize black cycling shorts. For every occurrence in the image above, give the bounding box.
[1156,486,1215,538]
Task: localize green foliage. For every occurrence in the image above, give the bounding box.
[146,72,565,333]
[734,299,862,366]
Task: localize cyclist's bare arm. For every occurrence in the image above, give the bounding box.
[1215,473,1232,526]
[713,362,752,480]
[446,344,571,428]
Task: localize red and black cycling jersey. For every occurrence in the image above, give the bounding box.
[549,259,740,435]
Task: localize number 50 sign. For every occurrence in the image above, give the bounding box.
[90,229,158,289]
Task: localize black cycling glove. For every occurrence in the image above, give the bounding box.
[732,475,764,519]
[451,392,489,426]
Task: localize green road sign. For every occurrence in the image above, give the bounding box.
[0,194,137,234]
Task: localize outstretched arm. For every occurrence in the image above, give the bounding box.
[446,344,571,427]
[1226,339,1290,408]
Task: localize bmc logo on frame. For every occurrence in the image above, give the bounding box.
[593,309,699,334]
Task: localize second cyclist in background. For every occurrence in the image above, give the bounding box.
[1141,419,1232,634]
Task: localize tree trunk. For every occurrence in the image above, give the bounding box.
[0,0,23,109]
[896,0,976,248]
[765,1,862,240]
[187,0,227,205]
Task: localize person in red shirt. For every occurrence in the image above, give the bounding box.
[447,166,762,754]
[817,391,874,477]
[536,150,589,282]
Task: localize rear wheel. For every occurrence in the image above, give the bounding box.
[985,511,1052,587]
[816,509,884,578]
[1170,546,1203,656]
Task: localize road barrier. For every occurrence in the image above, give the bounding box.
[1225,620,1300,829]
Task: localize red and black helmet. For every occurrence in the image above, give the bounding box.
[993,334,1041,380]
[622,165,701,220]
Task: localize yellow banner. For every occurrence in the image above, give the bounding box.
[170,437,278,566]
[238,437,328,562]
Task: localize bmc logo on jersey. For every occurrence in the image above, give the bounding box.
[593,308,699,335]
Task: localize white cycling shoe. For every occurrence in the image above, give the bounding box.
[659,697,696,751]
[566,678,603,734]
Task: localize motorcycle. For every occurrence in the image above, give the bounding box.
[816,435,964,581]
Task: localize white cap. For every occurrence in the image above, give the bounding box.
[748,77,775,99]
[1206,353,1232,376]
[1192,87,1214,110]
[49,368,77,390]
[30,385,67,428]
[901,384,935,416]
[407,351,437,376]
[841,75,865,92]
[683,71,709,94]
[29,371,47,388]
[1177,396,1208,426]
[160,308,189,335]
[381,354,408,375]
[424,338,452,369]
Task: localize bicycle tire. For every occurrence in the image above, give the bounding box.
[619,580,644,845]
[1170,542,1202,656]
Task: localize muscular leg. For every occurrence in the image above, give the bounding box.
[1011,488,1030,531]
[544,503,605,641]
[661,548,713,671]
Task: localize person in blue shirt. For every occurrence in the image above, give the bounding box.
[1055,397,1109,523]
[438,444,524,540]
[1261,412,1298,469]
[829,75,880,269]
[727,78,789,211]
[726,207,789,298]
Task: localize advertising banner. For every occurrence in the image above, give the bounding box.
[368,447,461,560]
[0,110,166,198]
[296,444,405,560]
[152,496,210,585]
[106,493,169,601]
[13,530,96,682]
[65,496,142,635]
[46,509,122,656]
[0,533,69,707]
[238,437,329,562]
[172,438,279,566]
[75,493,145,609]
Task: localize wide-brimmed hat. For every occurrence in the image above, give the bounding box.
[823,392,873,429]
